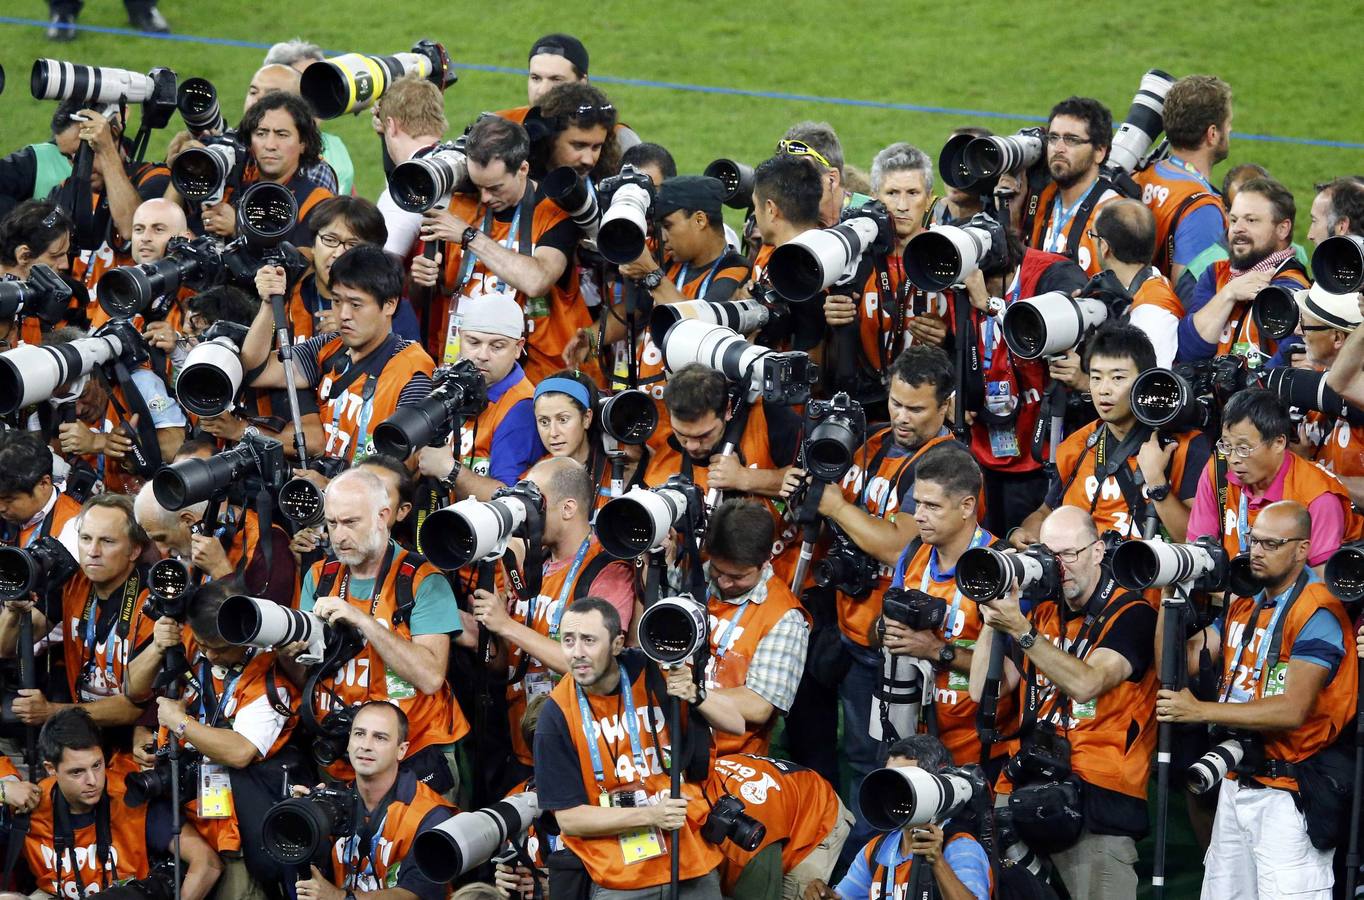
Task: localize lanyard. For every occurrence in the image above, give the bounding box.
[541,538,592,639]
[920,528,988,637]
[713,599,751,658]
[456,204,524,294]
[1167,155,1215,191]
[339,543,397,619]
[675,255,726,297]
[1220,577,1302,702]
[1045,181,1097,254]
[195,659,245,727]
[1237,491,1255,555]
[980,274,1020,371]
[344,820,386,887]
[1250,585,1295,686]
[576,668,647,786]
[82,576,137,688]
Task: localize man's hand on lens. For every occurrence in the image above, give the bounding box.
[199,413,246,443]
[142,320,179,353]
[12,690,52,726]
[295,865,344,900]
[58,422,106,457]
[823,294,857,328]
[1137,432,1177,487]
[190,532,233,579]
[778,467,808,501]
[419,208,471,245]
[417,445,457,481]
[290,467,331,491]
[313,596,366,630]
[1219,270,1273,305]
[410,251,442,288]
[1046,349,1086,391]
[882,619,944,660]
[202,200,238,239]
[979,583,1028,637]
[664,663,700,704]
[290,527,323,559]
[706,453,747,492]
[1156,686,1205,724]
[619,247,658,282]
[906,313,948,346]
[133,739,159,769]
[254,265,288,303]
[908,823,945,864]
[164,131,203,167]
[152,616,184,652]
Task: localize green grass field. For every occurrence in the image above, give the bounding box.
[2,0,1361,246]
[0,4,1355,896]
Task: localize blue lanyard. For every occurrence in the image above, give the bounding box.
[1045,181,1097,254]
[1237,492,1251,555]
[343,813,388,884]
[980,275,1019,371]
[542,538,592,639]
[713,599,750,658]
[1167,155,1215,191]
[675,255,725,297]
[576,669,647,785]
[1251,585,1296,687]
[457,204,523,292]
[195,660,244,727]
[920,528,988,637]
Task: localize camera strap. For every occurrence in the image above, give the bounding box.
[324,333,401,403]
[344,780,399,889]
[454,191,536,297]
[79,571,142,691]
[93,359,162,477]
[1218,571,1309,703]
[1018,575,1123,734]
[576,668,648,786]
[50,783,113,900]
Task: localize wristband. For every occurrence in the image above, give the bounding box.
[460,226,480,249]
[175,718,189,739]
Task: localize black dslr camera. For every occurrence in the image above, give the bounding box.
[372,358,488,459]
[0,264,73,331]
[0,536,79,602]
[881,588,947,632]
[312,703,358,768]
[701,795,766,851]
[1004,721,1073,785]
[262,785,357,866]
[152,428,288,511]
[144,557,192,622]
[803,392,866,483]
[813,531,879,599]
[124,746,202,807]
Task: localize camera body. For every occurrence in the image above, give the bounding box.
[881,588,947,632]
[813,532,879,599]
[1004,721,1073,786]
[0,536,79,602]
[373,358,488,458]
[262,785,357,866]
[125,746,202,807]
[803,392,866,483]
[0,264,72,328]
[701,794,766,851]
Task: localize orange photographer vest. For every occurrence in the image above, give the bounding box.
[709,754,840,894]
[505,534,618,765]
[896,537,1011,767]
[1020,591,1157,801]
[317,336,435,464]
[1026,181,1117,276]
[17,492,81,548]
[326,771,455,893]
[1208,259,1310,359]
[1211,451,1364,560]
[547,662,723,890]
[25,755,156,897]
[456,368,535,478]
[834,430,956,646]
[306,548,469,781]
[861,830,988,900]
[703,576,810,756]
[642,401,776,495]
[59,570,154,704]
[1218,580,1356,791]
[1053,421,1200,539]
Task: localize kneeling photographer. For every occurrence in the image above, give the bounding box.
[288,702,455,900]
[23,708,222,900]
[123,579,300,898]
[1157,501,1356,897]
[809,735,990,900]
[969,506,1157,899]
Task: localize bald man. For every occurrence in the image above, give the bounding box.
[131,198,191,264]
[1094,198,1185,367]
[971,504,1157,898]
[244,64,301,113]
[1160,500,1355,899]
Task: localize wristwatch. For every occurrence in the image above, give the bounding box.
[438,459,462,493]
[639,270,664,290]
[1144,482,1172,502]
[985,296,1006,317]
[694,682,708,705]
[1017,626,1039,650]
[460,225,480,249]
[937,643,957,668]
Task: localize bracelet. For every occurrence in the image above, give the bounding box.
[174,719,189,739]
[1006,527,1022,544]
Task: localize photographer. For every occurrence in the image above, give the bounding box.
[1157,500,1356,897]
[1013,323,1210,545]
[181,91,333,246]
[0,494,152,727]
[971,506,1157,898]
[532,597,746,898]
[709,754,851,900]
[813,735,989,900]
[415,293,543,499]
[88,198,193,330]
[1307,176,1364,247]
[532,370,643,500]
[291,469,467,792]
[0,200,77,346]
[0,105,79,219]
[529,82,621,183]
[1023,97,1119,276]
[471,457,638,769]
[1095,199,1185,367]
[748,152,823,280]
[0,429,80,557]
[24,708,221,900]
[1180,177,1309,365]
[779,123,853,228]
[642,364,798,499]
[410,114,582,383]
[291,703,456,900]
[1133,75,1231,289]
[884,444,1003,769]
[124,579,298,897]
[372,75,448,261]
[132,471,297,608]
[1291,285,1364,504]
[1186,388,1361,568]
[243,244,436,465]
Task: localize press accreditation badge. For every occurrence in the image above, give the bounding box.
[442,313,463,365]
[198,763,234,819]
[602,784,666,864]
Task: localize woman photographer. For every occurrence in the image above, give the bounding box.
[0,200,78,346]
[531,370,644,506]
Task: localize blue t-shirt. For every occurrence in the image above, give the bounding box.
[836,828,990,900]
[482,363,545,486]
[1176,267,1310,364]
[300,542,461,636]
[131,367,187,428]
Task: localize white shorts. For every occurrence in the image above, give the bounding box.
[1201,777,1333,899]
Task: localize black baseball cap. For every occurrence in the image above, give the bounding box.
[654,176,725,219]
[529,34,589,77]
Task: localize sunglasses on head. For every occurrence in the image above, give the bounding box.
[777,139,832,169]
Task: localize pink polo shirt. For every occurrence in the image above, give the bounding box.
[1187,453,1347,566]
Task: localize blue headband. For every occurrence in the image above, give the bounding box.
[535,377,592,410]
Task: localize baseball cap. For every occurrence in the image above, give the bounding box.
[654,175,725,221]
[460,293,525,339]
[529,34,589,77]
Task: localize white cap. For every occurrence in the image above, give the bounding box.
[459,292,525,339]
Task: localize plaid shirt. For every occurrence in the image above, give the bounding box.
[709,564,809,713]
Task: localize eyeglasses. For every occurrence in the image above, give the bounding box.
[317,232,364,251]
[1045,132,1092,148]
[777,139,833,169]
[1215,438,1271,459]
[1300,325,1336,333]
[1053,539,1100,565]
[1248,535,1306,551]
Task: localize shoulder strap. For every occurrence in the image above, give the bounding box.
[316,560,343,598]
[1265,571,1312,672]
[571,553,618,602]
[392,551,426,627]
[1161,191,1216,273]
[1064,178,1111,258]
[325,334,402,402]
[264,664,296,719]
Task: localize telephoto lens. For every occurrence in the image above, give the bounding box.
[420,483,542,572]
[803,392,866,483]
[1325,543,1364,602]
[300,44,450,118]
[0,538,78,601]
[956,545,1060,603]
[175,322,247,418]
[236,181,298,246]
[389,145,469,213]
[857,765,979,831]
[1110,536,1228,592]
[152,432,286,510]
[659,319,772,384]
[170,139,240,206]
[598,389,658,446]
[176,77,225,137]
[649,300,771,345]
[0,329,132,416]
[0,264,72,325]
[1187,739,1246,795]
[1105,69,1176,176]
[1312,235,1364,294]
[147,558,191,606]
[903,213,1005,293]
[31,59,158,104]
[1128,367,1214,433]
[703,158,756,209]
[278,478,327,530]
[412,793,539,883]
[767,212,886,302]
[1249,285,1299,342]
[597,183,654,264]
[637,595,709,666]
[593,482,697,558]
[1001,292,1107,360]
[1263,367,1364,429]
[371,359,487,459]
[541,166,601,240]
[262,787,356,865]
[961,129,1045,184]
[217,594,330,665]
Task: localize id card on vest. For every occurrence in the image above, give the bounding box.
[600,785,666,864]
